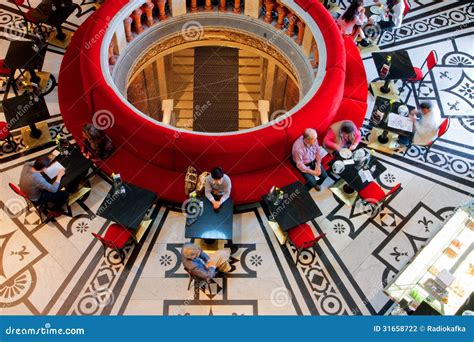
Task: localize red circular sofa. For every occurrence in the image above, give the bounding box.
[58,0,368,206]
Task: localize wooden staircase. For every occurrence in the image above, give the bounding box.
[238,50,262,130]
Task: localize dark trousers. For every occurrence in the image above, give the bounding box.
[38,190,69,211]
[294,160,328,189]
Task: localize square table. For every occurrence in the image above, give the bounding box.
[185,198,234,241]
[46,2,78,42]
[4,40,47,71]
[372,50,416,94]
[262,181,322,232]
[54,147,93,190]
[372,96,416,144]
[2,93,50,138]
[96,183,156,230]
[329,149,387,193]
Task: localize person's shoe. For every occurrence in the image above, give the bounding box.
[46,210,63,218]
[314,185,321,192]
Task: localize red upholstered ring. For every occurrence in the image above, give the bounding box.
[58,0,369,205]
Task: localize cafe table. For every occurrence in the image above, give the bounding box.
[53,147,93,190]
[262,181,322,231]
[185,197,234,243]
[1,93,50,139]
[328,149,387,194]
[97,182,157,231]
[371,96,416,144]
[46,1,79,41]
[372,50,416,94]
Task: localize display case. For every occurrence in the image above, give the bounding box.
[385,202,473,315]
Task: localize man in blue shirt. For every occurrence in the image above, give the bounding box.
[181,243,231,281]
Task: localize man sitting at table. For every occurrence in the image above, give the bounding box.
[205,167,231,212]
[19,157,68,215]
[398,101,442,146]
[292,128,327,192]
[323,120,361,154]
[181,243,231,281]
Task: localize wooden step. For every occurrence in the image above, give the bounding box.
[239,110,257,119]
[174,49,195,57]
[177,109,194,119]
[175,100,194,109]
[239,66,262,75]
[239,93,260,102]
[172,66,195,74]
[172,82,194,92]
[239,119,256,129]
[172,74,194,83]
[172,56,195,65]
[239,102,258,110]
[239,75,261,84]
[239,84,261,93]
[239,59,262,67]
[174,91,193,101]
[239,50,258,57]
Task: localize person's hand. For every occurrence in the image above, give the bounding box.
[359,7,365,14]
[212,201,220,209]
[57,168,66,178]
[314,165,321,177]
[349,144,358,151]
[206,261,216,269]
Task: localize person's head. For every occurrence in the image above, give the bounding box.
[82,123,106,144]
[182,243,201,260]
[33,157,51,171]
[420,102,432,115]
[211,167,224,185]
[340,121,356,142]
[342,0,363,22]
[303,128,318,146]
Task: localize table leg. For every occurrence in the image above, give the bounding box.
[377,130,390,144]
[29,123,42,139]
[323,0,330,9]
[380,79,391,94]
[55,25,66,41]
[203,239,217,245]
[343,184,355,194]
[29,69,41,84]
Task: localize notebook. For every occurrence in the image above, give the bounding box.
[44,161,65,180]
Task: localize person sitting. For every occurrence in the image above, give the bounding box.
[386,0,405,28]
[19,157,68,215]
[337,0,369,45]
[81,123,115,162]
[181,243,231,281]
[398,102,442,146]
[323,120,361,154]
[292,128,328,192]
[204,167,231,211]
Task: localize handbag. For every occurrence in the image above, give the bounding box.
[184,166,198,196]
[195,171,210,197]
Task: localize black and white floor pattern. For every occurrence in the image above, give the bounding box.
[0,0,472,315]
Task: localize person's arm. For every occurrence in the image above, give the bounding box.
[293,149,311,173]
[199,251,210,262]
[352,128,362,147]
[220,176,231,203]
[33,171,62,193]
[204,176,214,202]
[323,130,340,152]
[190,264,216,281]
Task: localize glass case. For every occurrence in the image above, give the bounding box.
[385,201,473,315]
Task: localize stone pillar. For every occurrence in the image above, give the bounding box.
[219,0,227,12]
[190,0,198,12]
[144,2,154,27]
[244,0,261,18]
[258,100,270,124]
[233,0,241,13]
[296,21,305,45]
[155,0,167,20]
[275,5,287,29]
[263,60,276,102]
[264,0,275,24]
[204,0,213,11]
[286,12,297,37]
[311,41,319,68]
[302,24,313,56]
[132,9,144,34]
[162,99,174,125]
[108,41,116,65]
[170,0,186,16]
[124,17,133,42]
[115,22,127,54]
[156,56,168,98]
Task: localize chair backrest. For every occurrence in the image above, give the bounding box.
[91,232,118,250]
[385,183,401,199]
[403,0,410,16]
[9,182,28,199]
[425,50,438,71]
[437,118,450,138]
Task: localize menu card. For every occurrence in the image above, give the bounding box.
[388,113,413,132]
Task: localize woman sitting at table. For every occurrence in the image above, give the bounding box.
[398,102,442,146]
[337,0,370,45]
[81,124,115,162]
[386,0,406,28]
[323,120,361,154]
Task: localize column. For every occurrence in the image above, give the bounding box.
[108,41,116,65]
[170,0,186,16]
[144,2,154,27]
[132,9,144,34]
[219,0,227,12]
[204,0,213,11]
[124,17,133,42]
[275,5,287,29]
[296,21,305,45]
[244,0,261,18]
[115,22,127,54]
[286,12,297,37]
[258,100,270,124]
[233,0,241,13]
[156,56,168,98]
[162,99,174,125]
[302,24,313,56]
[264,0,275,24]
[190,0,199,12]
[263,60,276,102]
[311,41,319,68]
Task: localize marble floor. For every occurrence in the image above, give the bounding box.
[0,0,472,315]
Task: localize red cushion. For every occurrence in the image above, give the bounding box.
[408,67,423,81]
[0,121,10,140]
[104,224,132,248]
[0,60,11,75]
[358,181,386,204]
[343,36,368,102]
[321,154,334,171]
[287,223,316,249]
[333,97,368,128]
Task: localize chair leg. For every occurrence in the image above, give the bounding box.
[295,249,301,265]
[187,276,193,291]
[424,146,431,162]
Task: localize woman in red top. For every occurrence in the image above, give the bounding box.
[323,120,361,154]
